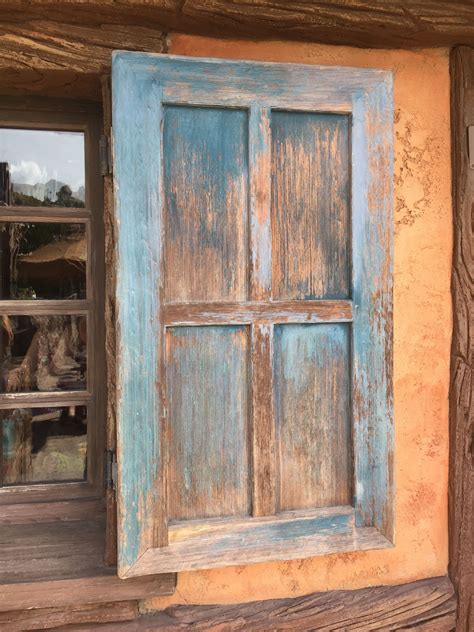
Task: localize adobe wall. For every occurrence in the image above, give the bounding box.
[145,36,452,611]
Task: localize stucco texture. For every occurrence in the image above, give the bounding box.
[145,36,452,610]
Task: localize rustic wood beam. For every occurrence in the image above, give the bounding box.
[449,46,474,632]
[61,576,457,630]
[2,1,474,55]
[1,601,138,631]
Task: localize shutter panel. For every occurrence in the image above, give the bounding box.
[112,54,394,578]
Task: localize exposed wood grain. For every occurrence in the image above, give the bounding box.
[0,573,175,612]
[166,326,250,521]
[114,53,393,577]
[0,207,91,221]
[2,2,474,69]
[128,527,389,577]
[272,112,350,300]
[113,55,164,573]
[126,54,386,112]
[1,601,138,631]
[274,324,351,511]
[0,518,107,583]
[163,300,353,325]
[163,105,248,302]
[0,519,175,611]
[351,77,394,541]
[0,498,103,525]
[249,106,271,301]
[0,13,166,98]
[250,324,275,516]
[0,299,91,314]
[449,46,474,632]
[101,73,118,568]
[78,576,456,631]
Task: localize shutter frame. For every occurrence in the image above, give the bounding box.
[112,52,394,578]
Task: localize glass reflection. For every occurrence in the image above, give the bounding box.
[0,222,86,299]
[0,129,85,207]
[1,405,87,485]
[0,315,87,393]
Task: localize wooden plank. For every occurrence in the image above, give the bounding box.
[245,106,274,517]
[271,112,351,300]
[249,106,271,301]
[449,46,474,632]
[274,324,351,511]
[3,3,474,80]
[0,498,103,525]
[168,506,353,543]
[113,55,164,574]
[0,573,175,612]
[121,54,388,110]
[163,300,353,325]
[0,480,99,504]
[351,77,394,541]
[0,601,138,631]
[166,326,250,521]
[101,74,118,568]
[0,519,107,583]
[0,299,91,314]
[83,576,455,631]
[0,392,92,409]
[250,324,276,516]
[125,508,390,576]
[163,105,248,302]
[0,207,91,221]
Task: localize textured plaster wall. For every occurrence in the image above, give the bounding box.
[145,36,452,610]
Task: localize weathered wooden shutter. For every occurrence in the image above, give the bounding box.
[112,53,394,578]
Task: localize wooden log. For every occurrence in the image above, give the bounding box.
[59,576,457,631]
[449,46,474,632]
[2,1,474,58]
[0,601,138,631]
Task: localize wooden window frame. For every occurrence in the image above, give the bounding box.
[112,54,395,578]
[0,96,105,509]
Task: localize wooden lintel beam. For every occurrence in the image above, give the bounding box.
[1,1,474,66]
[57,576,457,630]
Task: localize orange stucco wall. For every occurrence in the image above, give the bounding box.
[145,36,452,610]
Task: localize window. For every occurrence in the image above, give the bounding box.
[0,99,106,558]
[112,55,394,578]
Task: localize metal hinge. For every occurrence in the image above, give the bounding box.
[99,132,113,176]
[105,448,118,493]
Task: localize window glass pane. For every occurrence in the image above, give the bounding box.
[0,222,86,299]
[1,405,87,485]
[0,129,85,207]
[0,315,87,393]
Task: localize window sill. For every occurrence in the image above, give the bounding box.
[0,515,176,611]
[122,506,393,577]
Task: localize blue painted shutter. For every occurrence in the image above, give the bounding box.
[112,53,394,577]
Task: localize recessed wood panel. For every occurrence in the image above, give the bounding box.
[274,324,351,511]
[163,106,249,302]
[166,326,250,521]
[271,112,350,300]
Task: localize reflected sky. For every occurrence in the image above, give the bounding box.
[0,129,85,191]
